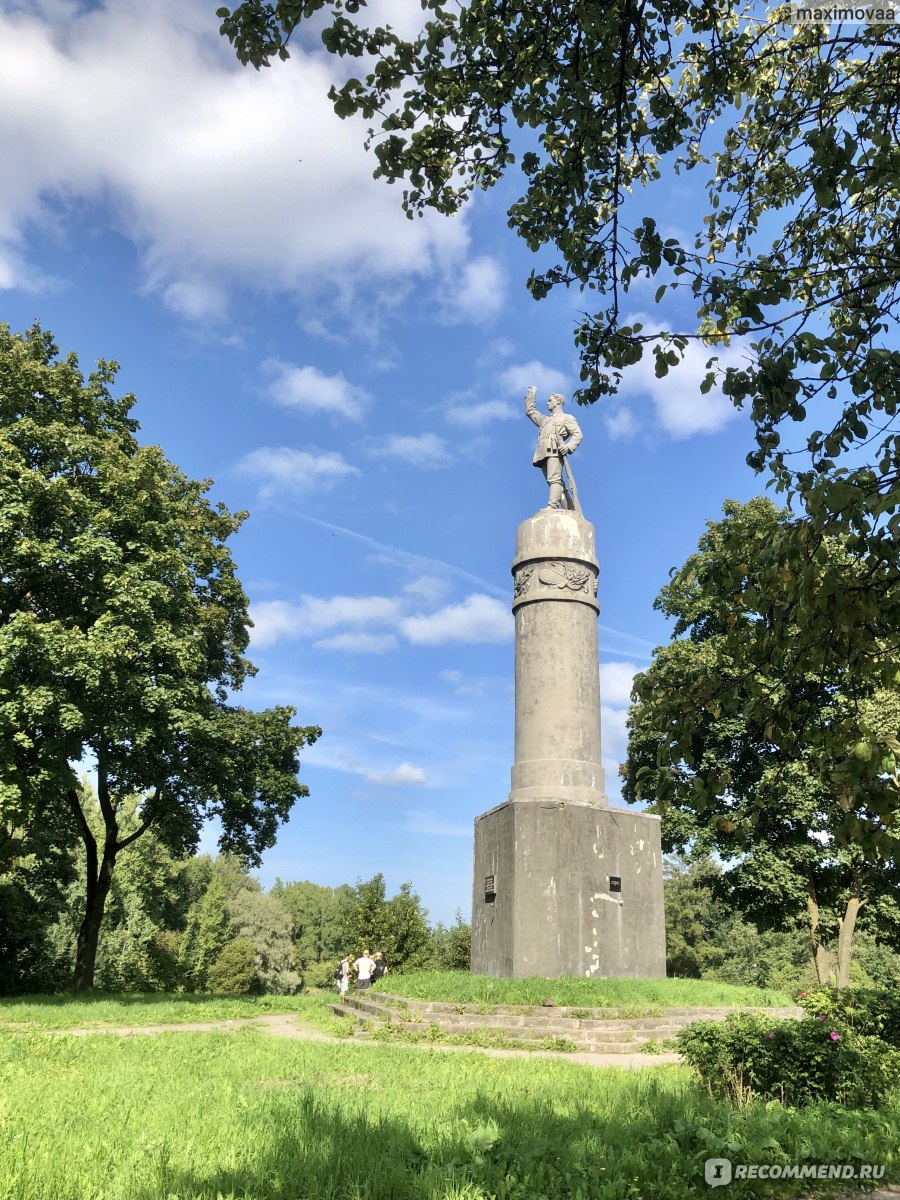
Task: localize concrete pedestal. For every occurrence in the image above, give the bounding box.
[471,506,666,978]
[471,800,666,978]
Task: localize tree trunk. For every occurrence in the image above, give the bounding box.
[68,762,120,994]
[805,883,832,985]
[72,840,116,993]
[836,895,863,989]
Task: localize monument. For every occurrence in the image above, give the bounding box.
[471,387,666,978]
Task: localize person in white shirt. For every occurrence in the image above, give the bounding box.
[354,949,376,992]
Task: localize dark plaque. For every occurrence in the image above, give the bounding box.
[484,875,496,903]
[609,876,622,893]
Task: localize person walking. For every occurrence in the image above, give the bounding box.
[337,955,351,1000]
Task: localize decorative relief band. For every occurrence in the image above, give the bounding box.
[512,558,599,605]
[538,561,593,594]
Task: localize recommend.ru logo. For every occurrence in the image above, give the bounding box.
[704,1159,885,1187]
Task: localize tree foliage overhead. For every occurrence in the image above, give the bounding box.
[0,324,320,989]
[218,2,900,513]
[622,497,900,985]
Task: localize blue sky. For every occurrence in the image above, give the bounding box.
[1,0,768,925]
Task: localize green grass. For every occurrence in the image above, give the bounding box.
[0,991,332,1031]
[379,972,793,1010]
[0,1028,895,1200]
[369,1019,578,1053]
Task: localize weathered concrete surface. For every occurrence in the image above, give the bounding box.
[472,800,666,978]
[510,509,605,805]
[471,506,666,978]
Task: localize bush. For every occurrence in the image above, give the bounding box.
[796,986,900,1047]
[677,1012,900,1108]
[206,938,258,994]
[304,960,342,990]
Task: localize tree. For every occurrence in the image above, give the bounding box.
[230,888,301,993]
[622,497,900,986]
[270,878,352,970]
[0,324,321,991]
[217,5,900,544]
[341,873,430,971]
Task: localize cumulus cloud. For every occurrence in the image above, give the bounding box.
[601,703,629,762]
[262,360,371,421]
[614,323,749,438]
[401,594,512,644]
[444,398,518,427]
[498,360,569,398]
[604,406,638,440]
[441,254,506,324]
[252,587,512,650]
[249,594,402,647]
[600,660,641,708]
[236,446,359,498]
[0,0,472,315]
[366,762,428,786]
[363,433,453,469]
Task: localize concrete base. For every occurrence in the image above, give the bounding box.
[471,800,666,979]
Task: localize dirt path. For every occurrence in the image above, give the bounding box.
[55,1012,680,1069]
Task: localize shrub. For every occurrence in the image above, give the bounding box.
[796,986,900,1048]
[206,938,258,995]
[677,1012,900,1108]
[304,960,341,990]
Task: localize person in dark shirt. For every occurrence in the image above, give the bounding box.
[371,952,388,984]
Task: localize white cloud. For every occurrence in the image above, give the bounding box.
[252,586,512,650]
[263,360,370,421]
[401,594,512,644]
[445,398,518,427]
[600,660,640,708]
[366,762,428,786]
[363,433,453,469]
[601,703,629,762]
[403,575,449,603]
[615,322,748,438]
[498,360,569,398]
[441,254,506,324]
[313,632,399,654]
[236,446,359,498]
[604,405,638,440]
[249,594,402,647]
[0,0,472,315]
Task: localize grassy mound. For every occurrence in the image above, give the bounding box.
[377,971,792,1009]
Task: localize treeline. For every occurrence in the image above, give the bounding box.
[1,809,470,995]
[665,858,900,993]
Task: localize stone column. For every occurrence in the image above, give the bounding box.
[509,508,607,806]
[471,504,666,979]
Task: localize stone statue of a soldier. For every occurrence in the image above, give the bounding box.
[525,386,583,509]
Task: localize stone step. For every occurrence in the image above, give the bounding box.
[339,993,800,1032]
[367,993,801,1021]
[330,1006,680,1053]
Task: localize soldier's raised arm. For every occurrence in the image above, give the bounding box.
[524,386,542,428]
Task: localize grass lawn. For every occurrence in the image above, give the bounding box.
[376,973,793,1009]
[1,1028,897,1200]
[0,991,337,1031]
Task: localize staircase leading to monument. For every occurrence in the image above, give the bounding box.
[329,991,802,1054]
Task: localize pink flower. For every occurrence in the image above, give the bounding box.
[766,1032,774,1039]
[830,1031,840,1041]
[817,1014,826,1021]
[799,992,808,999]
